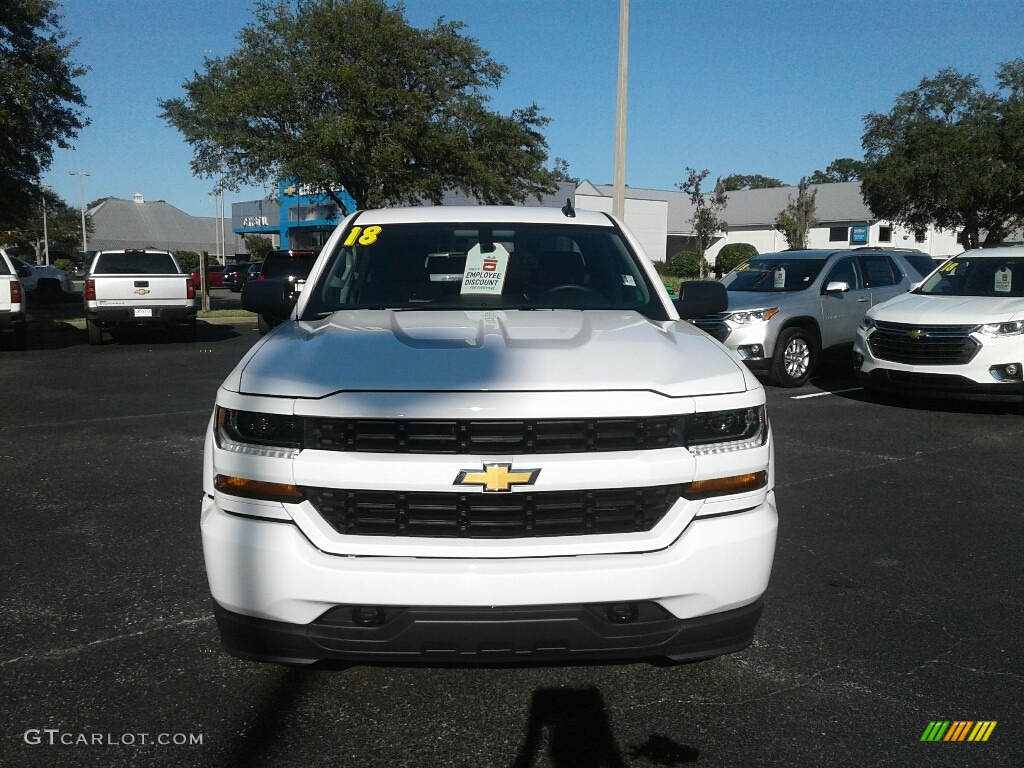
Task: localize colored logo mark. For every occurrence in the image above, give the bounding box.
[920,721,997,742]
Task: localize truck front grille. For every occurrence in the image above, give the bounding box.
[305,484,684,538]
[868,322,979,365]
[306,416,686,455]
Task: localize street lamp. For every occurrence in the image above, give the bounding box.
[41,185,51,266]
[69,171,90,258]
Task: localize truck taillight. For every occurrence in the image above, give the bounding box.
[187,281,196,299]
[85,278,96,301]
[11,280,22,303]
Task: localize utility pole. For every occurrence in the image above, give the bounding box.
[612,0,629,220]
[69,171,90,258]
[41,185,51,266]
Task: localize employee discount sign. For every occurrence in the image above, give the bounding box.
[461,243,510,295]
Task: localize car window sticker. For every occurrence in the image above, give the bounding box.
[622,274,636,286]
[940,261,958,273]
[461,243,510,295]
[994,267,1012,293]
[773,266,786,289]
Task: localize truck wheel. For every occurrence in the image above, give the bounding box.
[770,328,817,387]
[181,320,198,342]
[86,318,103,346]
[257,315,272,336]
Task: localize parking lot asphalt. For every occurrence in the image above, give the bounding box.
[1,310,1021,768]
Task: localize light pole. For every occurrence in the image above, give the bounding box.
[69,171,90,258]
[41,185,51,266]
[612,0,629,220]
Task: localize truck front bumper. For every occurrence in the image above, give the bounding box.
[201,493,778,665]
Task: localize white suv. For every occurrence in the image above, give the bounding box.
[202,205,777,666]
[855,246,1024,405]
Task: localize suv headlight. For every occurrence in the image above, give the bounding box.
[860,316,877,332]
[685,405,767,455]
[216,407,302,458]
[975,321,1024,338]
[724,308,779,325]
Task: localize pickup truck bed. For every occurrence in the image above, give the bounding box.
[84,249,197,345]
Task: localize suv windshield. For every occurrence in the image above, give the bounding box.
[261,250,317,280]
[918,256,1024,297]
[722,257,827,292]
[302,221,664,318]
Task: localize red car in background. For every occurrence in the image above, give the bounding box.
[190,265,225,289]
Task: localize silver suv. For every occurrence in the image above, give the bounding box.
[694,248,936,386]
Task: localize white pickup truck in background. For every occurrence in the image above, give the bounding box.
[84,249,197,345]
[0,249,28,350]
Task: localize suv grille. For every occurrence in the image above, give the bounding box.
[305,484,684,538]
[868,322,979,365]
[306,417,686,455]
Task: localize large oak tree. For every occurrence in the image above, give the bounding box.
[0,0,88,231]
[159,0,559,213]
[860,61,1024,249]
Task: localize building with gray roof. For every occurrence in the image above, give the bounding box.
[86,194,231,261]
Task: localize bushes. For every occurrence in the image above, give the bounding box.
[667,251,702,279]
[174,251,200,271]
[715,243,757,276]
[53,258,76,273]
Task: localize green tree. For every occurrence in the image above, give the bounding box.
[667,251,701,279]
[244,234,274,261]
[774,177,817,249]
[9,189,91,262]
[159,0,557,214]
[860,61,1024,249]
[174,251,200,271]
[807,158,865,184]
[0,0,89,230]
[677,168,729,278]
[715,243,757,276]
[549,157,579,185]
[719,173,785,191]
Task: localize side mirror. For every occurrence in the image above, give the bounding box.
[823,281,849,294]
[674,280,727,319]
[242,278,299,320]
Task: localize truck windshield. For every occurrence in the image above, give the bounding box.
[302,221,665,319]
[722,258,827,292]
[93,252,179,274]
[917,256,1024,297]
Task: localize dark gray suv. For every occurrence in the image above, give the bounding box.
[694,248,936,386]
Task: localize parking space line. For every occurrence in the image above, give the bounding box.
[791,387,863,400]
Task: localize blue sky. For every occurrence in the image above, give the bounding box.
[42,0,1024,218]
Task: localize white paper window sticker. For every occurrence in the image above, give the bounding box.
[461,243,510,295]
[622,275,636,286]
[774,267,786,289]
[994,267,1011,293]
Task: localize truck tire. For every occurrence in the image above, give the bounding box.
[770,328,817,387]
[9,322,28,351]
[86,318,103,346]
[181,320,198,342]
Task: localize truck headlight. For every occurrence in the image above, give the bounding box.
[860,316,877,332]
[975,321,1024,338]
[216,407,302,458]
[724,308,778,325]
[685,405,767,455]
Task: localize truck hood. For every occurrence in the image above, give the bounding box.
[232,310,752,398]
[870,292,1024,324]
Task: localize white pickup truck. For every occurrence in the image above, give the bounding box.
[0,249,28,350]
[84,249,197,345]
[203,205,778,667]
